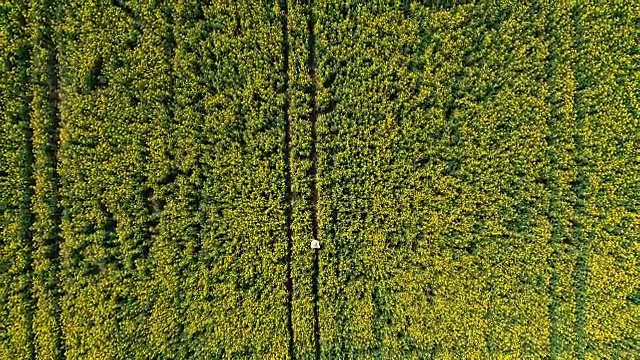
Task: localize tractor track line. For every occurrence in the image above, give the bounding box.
[29,1,66,357]
[305,0,321,358]
[545,5,563,358]
[570,4,588,358]
[279,0,295,358]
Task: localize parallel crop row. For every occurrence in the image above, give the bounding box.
[55,1,160,357]
[55,0,290,358]
[546,2,579,359]
[158,1,290,357]
[310,1,640,359]
[312,2,554,358]
[575,2,640,358]
[27,0,66,358]
[0,1,35,358]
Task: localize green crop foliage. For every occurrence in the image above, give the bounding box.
[1,1,35,359]
[27,0,66,358]
[1,1,638,359]
[305,0,639,358]
[310,2,554,358]
[53,0,289,358]
[54,1,158,358]
[574,3,640,358]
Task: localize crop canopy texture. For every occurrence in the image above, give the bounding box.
[0,1,638,359]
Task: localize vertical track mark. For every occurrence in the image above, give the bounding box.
[306,0,321,358]
[571,4,588,359]
[29,0,66,357]
[20,24,37,358]
[545,5,561,359]
[279,0,295,358]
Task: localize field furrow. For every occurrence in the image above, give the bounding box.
[546,3,580,359]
